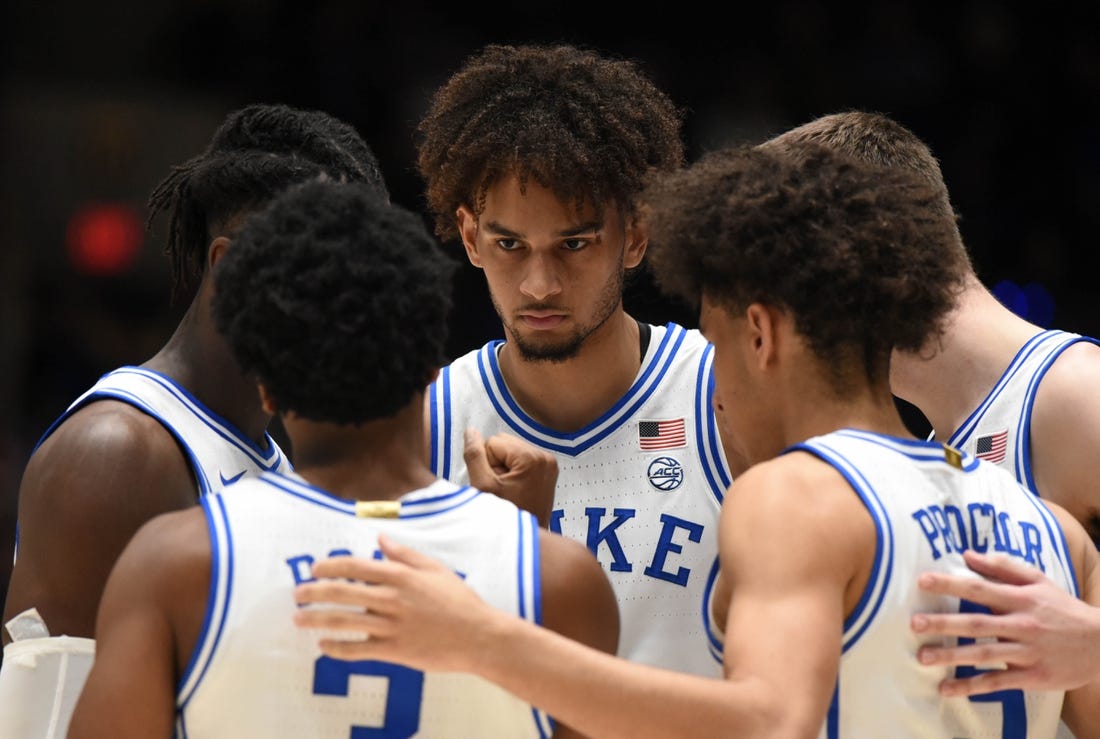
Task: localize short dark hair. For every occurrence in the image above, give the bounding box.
[645,144,968,388]
[761,110,971,273]
[148,103,389,299]
[416,43,684,242]
[212,179,457,424]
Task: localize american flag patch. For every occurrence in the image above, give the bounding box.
[975,430,1008,464]
[639,419,687,451]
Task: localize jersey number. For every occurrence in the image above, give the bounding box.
[952,600,1026,739]
[313,655,426,738]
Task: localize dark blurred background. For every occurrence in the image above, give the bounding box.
[2,1,1099,603]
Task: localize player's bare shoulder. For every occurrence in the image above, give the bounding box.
[4,399,199,638]
[1029,340,1100,541]
[23,398,197,510]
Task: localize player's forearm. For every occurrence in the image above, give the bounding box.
[475,612,807,739]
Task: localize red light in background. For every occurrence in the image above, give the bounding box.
[66,203,144,276]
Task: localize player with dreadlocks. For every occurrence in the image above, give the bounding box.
[0,102,388,739]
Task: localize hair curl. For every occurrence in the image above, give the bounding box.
[212,179,456,423]
[416,43,684,242]
[645,144,968,387]
[148,102,388,300]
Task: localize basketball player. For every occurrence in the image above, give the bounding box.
[760,111,1100,721]
[67,179,617,738]
[0,103,388,738]
[294,145,1100,738]
[417,42,733,679]
[760,110,1100,543]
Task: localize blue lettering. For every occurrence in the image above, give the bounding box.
[942,505,969,552]
[549,509,565,535]
[998,513,1024,557]
[1019,522,1045,572]
[585,507,636,572]
[967,502,994,552]
[644,515,704,586]
[286,554,316,585]
[912,510,943,559]
[913,504,1048,575]
[929,506,955,554]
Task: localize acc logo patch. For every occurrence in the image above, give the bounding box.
[647,456,684,491]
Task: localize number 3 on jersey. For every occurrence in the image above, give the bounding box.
[313,655,425,738]
[952,600,1026,739]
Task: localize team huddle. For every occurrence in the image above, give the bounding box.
[2,43,1099,739]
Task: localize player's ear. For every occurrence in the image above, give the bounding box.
[745,303,778,370]
[257,383,278,416]
[208,236,233,271]
[456,205,483,268]
[623,213,648,269]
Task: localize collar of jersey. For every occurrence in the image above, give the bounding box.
[475,322,687,455]
[258,470,477,517]
[111,365,284,466]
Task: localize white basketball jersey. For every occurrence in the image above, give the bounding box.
[428,323,730,677]
[707,429,1076,739]
[13,365,290,567]
[176,473,551,739]
[944,330,1100,496]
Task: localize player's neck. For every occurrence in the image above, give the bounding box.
[287,401,437,501]
[890,277,1044,441]
[497,309,641,432]
[144,290,271,444]
[783,378,912,451]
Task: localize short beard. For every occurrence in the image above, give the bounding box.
[494,266,625,364]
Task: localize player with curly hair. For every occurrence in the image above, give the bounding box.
[763,110,1100,737]
[293,143,1100,739]
[0,103,388,738]
[416,43,734,679]
[67,179,618,738]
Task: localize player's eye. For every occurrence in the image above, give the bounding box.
[562,239,589,251]
[496,238,520,251]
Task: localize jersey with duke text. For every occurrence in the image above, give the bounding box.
[707,429,1077,739]
[429,323,731,677]
[177,474,551,739]
[944,329,1100,495]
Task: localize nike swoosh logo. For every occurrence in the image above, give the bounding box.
[219,470,247,486]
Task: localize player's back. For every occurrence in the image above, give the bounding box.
[792,429,1076,739]
[176,472,551,738]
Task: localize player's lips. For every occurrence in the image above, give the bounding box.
[519,312,567,330]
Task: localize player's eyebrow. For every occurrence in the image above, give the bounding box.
[483,220,602,239]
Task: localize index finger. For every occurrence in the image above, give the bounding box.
[309,555,404,583]
[916,571,1018,613]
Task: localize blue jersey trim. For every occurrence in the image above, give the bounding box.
[833,429,981,471]
[114,367,283,466]
[826,679,839,739]
[701,555,724,665]
[258,472,480,519]
[1016,335,1100,495]
[429,374,441,477]
[694,343,729,505]
[474,324,687,456]
[177,494,235,711]
[786,441,895,652]
[529,512,544,626]
[176,499,222,698]
[429,366,453,479]
[946,331,1059,448]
